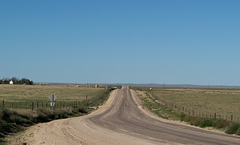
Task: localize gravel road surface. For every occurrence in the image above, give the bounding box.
[13,87,240,145]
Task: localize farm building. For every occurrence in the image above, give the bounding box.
[9,80,13,85]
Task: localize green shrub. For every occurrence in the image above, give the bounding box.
[225,123,240,134]
[183,115,192,122]
[235,128,240,136]
[198,119,214,128]
[180,113,186,121]
[9,115,28,125]
[36,113,51,122]
[78,107,87,113]
[2,109,15,122]
[189,117,202,126]
[214,119,229,129]
[0,119,17,134]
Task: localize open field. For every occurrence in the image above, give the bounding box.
[0,84,114,143]
[0,84,110,110]
[131,87,240,122]
[0,84,106,102]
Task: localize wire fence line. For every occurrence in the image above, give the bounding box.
[147,92,240,123]
[1,98,94,111]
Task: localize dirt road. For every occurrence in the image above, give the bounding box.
[13,87,240,145]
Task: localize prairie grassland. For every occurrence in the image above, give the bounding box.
[132,87,240,122]
[0,84,106,102]
[0,85,112,142]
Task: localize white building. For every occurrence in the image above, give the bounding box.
[9,81,13,85]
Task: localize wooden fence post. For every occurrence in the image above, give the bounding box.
[32,102,34,111]
[2,99,4,109]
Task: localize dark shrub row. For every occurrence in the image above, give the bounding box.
[181,114,230,129]
[180,114,240,136]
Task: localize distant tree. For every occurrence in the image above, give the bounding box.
[11,77,19,84]
[2,77,10,84]
[19,78,33,85]
[0,77,33,85]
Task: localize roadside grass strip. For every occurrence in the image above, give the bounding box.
[134,89,240,136]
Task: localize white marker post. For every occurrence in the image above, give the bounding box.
[49,94,57,113]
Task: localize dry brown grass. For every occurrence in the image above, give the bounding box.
[9,108,37,118]
[0,84,106,102]
[132,87,240,122]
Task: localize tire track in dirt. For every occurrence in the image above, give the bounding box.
[60,120,87,145]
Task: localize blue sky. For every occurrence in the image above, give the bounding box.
[1,0,240,85]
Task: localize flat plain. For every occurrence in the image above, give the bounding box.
[131,87,240,122]
[11,87,240,145]
[0,84,106,103]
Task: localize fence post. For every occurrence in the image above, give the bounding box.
[231,115,233,121]
[2,99,4,109]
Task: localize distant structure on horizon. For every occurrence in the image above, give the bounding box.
[9,80,13,85]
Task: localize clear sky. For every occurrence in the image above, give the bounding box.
[1,0,240,85]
